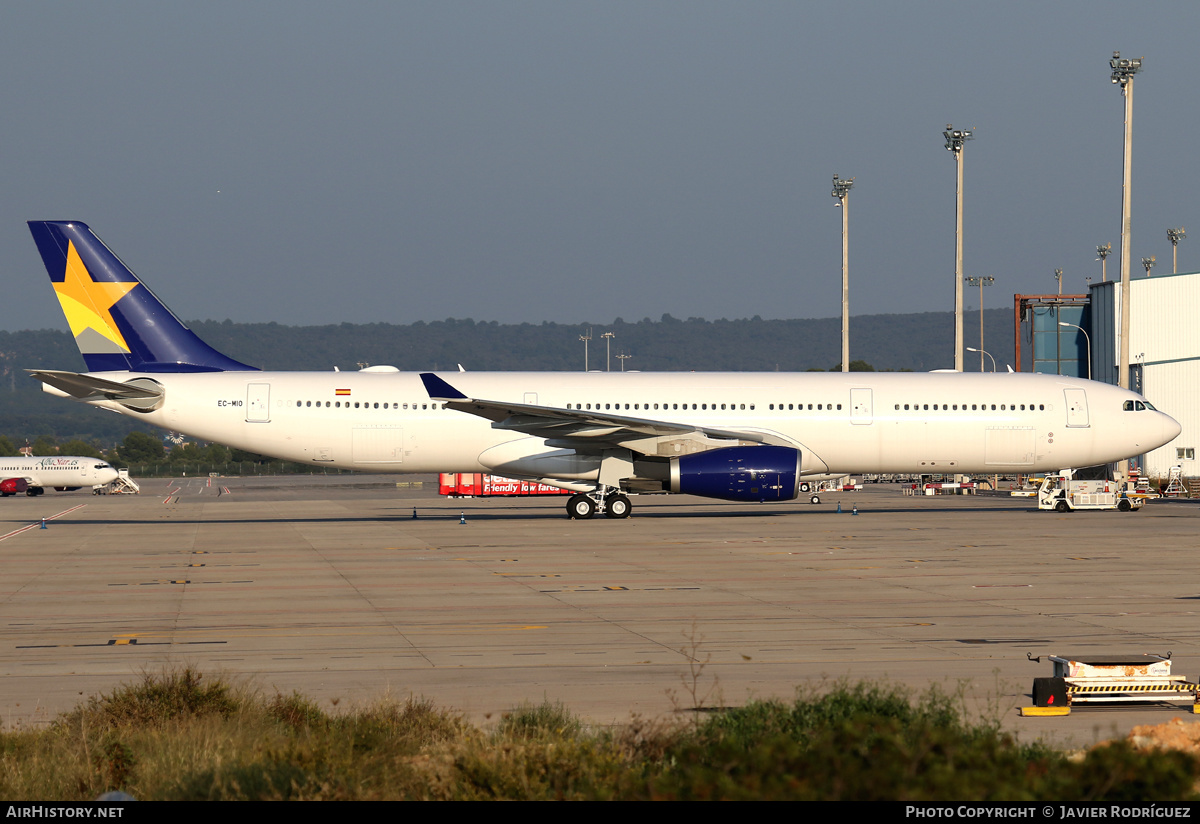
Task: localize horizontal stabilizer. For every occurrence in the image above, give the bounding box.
[28,369,163,402]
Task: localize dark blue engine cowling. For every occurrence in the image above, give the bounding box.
[669,445,801,502]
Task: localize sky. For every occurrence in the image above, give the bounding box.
[1,1,1197,333]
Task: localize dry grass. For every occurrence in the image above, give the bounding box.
[2,670,1198,800]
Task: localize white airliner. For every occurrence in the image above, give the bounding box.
[25,221,1181,519]
[0,455,119,497]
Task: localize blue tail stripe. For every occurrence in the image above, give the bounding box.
[28,221,257,373]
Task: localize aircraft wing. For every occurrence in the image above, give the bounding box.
[28,370,163,402]
[420,372,770,453]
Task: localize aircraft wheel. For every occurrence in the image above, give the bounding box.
[799,482,811,493]
[605,494,631,519]
[1054,500,1070,513]
[810,494,821,505]
[1118,499,1132,512]
[567,494,596,520]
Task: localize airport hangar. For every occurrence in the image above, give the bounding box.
[1018,268,1200,485]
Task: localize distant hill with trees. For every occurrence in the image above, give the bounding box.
[0,308,1015,451]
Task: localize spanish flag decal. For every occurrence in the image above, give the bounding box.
[335,389,351,396]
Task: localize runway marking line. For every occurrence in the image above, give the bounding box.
[17,639,227,649]
[0,504,88,543]
[543,586,699,593]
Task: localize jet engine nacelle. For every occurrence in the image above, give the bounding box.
[668,445,801,502]
[0,478,29,497]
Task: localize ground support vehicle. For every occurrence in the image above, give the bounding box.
[1037,475,1143,512]
[1022,654,1199,716]
[439,473,573,498]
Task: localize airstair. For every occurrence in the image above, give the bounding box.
[94,469,140,495]
[1164,465,1188,497]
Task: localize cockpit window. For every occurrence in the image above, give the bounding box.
[1144,401,1157,410]
[1123,400,1134,411]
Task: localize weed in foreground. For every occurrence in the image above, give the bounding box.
[497,699,582,741]
[3,669,1199,800]
[56,667,241,732]
[267,691,327,731]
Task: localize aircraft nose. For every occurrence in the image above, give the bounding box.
[1162,412,1183,446]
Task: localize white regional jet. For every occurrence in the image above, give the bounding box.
[0,455,118,497]
[25,221,1180,519]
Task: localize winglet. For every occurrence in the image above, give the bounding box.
[420,372,468,400]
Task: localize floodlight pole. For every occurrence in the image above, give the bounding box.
[579,328,592,372]
[601,331,615,372]
[1111,50,1142,393]
[1142,256,1156,277]
[616,352,632,372]
[1096,243,1111,282]
[1168,228,1186,273]
[832,174,855,373]
[1054,268,1063,295]
[944,124,974,371]
[965,276,994,371]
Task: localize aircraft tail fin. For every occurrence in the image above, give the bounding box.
[27,221,257,372]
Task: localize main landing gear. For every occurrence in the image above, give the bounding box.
[566,490,632,520]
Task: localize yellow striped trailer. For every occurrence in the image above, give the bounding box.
[1026,654,1199,713]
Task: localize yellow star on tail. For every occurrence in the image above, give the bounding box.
[52,241,139,352]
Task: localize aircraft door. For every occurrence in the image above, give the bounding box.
[850,388,873,425]
[246,383,271,422]
[1064,388,1089,428]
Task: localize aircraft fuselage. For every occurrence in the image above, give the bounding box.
[64,369,1176,481]
[0,456,118,494]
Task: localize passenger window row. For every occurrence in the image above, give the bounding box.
[567,402,759,411]
[893,403,1045,411]
[293,401,443,410]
